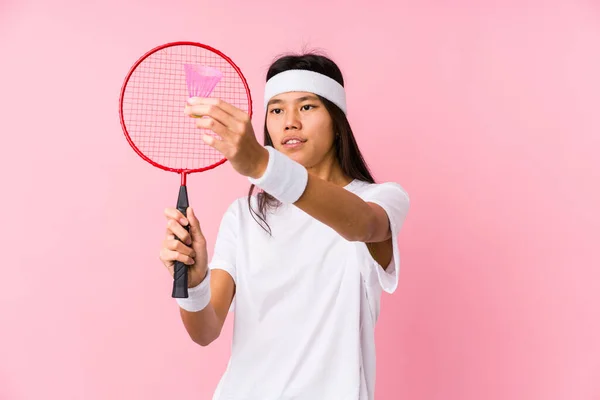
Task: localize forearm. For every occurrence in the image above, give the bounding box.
[179,303,222,346]
[177,269,235,346]
[248,147,391,243]
[294,174,381,242]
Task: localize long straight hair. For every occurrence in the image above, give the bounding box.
[248,53,375,235]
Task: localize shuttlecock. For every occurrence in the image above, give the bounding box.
[184,64,223,98]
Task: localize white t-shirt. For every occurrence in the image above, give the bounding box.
[209,179,410,400]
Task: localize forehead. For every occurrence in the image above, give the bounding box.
[268,91,321,104]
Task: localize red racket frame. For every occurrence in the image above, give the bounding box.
[118,41,253,185]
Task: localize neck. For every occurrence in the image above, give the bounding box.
[305,147,352,187]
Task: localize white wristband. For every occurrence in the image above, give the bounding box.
[176,269,211,312]
[248,146,308,204]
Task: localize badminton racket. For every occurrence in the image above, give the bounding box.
[118,41,252,298]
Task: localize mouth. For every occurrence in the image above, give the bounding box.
[281,137,307,149]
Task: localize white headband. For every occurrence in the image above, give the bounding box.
[263,69,347,114]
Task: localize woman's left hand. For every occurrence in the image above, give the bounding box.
[185,97,269,179]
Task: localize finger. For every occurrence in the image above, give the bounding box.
[164,207,188,226]
[161,249,195,266]
[185,103,238,131]
[164,239,196,258]
[200,132,226,155]
[187,97,250,124]
[166,219,192,245]
[164,230,175,241]
[194,116,233,140]
[159,248,174,266]
[186,207,205,239]
[165,215,190,244]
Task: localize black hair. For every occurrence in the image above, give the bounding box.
[248,51,375,235]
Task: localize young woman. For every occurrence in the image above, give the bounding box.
[159,53,410,399]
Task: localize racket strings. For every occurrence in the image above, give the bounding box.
[121,44,250,171]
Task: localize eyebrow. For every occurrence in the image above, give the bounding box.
[267,95,319,107]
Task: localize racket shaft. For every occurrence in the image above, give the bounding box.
[172,185,190,298]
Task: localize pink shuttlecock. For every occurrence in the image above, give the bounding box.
[184,64,223,98]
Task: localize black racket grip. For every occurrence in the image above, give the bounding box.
[172,185,190,298]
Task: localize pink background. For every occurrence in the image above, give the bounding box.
[1,0,599,399]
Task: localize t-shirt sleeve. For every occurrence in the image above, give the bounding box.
[208,200,239,283]
[361,182,410,293]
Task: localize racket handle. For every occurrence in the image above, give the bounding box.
[172,185,190,298]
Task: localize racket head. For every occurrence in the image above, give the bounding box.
[119,41,252,174]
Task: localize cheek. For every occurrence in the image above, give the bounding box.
[305,116,335,146]
[266,117,280,141]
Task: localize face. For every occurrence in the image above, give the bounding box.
[266,91,336,168]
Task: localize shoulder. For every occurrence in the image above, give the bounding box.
[223,195,248,217]
[349,180,410,230]
[347,179,410,204]
[223,193,276,221]
[212,196,253,234]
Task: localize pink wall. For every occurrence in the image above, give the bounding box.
[1,0,599,399]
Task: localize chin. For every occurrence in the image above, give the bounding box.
[287,152,312,167]
[287,152,306,164]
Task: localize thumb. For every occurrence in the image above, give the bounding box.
[186,207,204,238]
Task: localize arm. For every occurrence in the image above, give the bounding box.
[294,174,392,243]
[178,198,239,347]
[295,175,395,269]
[179,269,235,346]
[182,98,391,244]
[247,146,395,268]
[182,98,401,267]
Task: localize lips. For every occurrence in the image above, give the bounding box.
[281,136,307,145]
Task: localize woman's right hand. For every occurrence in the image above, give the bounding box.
[159,207,209,288]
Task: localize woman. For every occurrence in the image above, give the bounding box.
[159,52,410,399]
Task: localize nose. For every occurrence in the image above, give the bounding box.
[284,110,301,131]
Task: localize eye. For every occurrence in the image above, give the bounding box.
[301,104,315,111]
[270,108,283,114]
